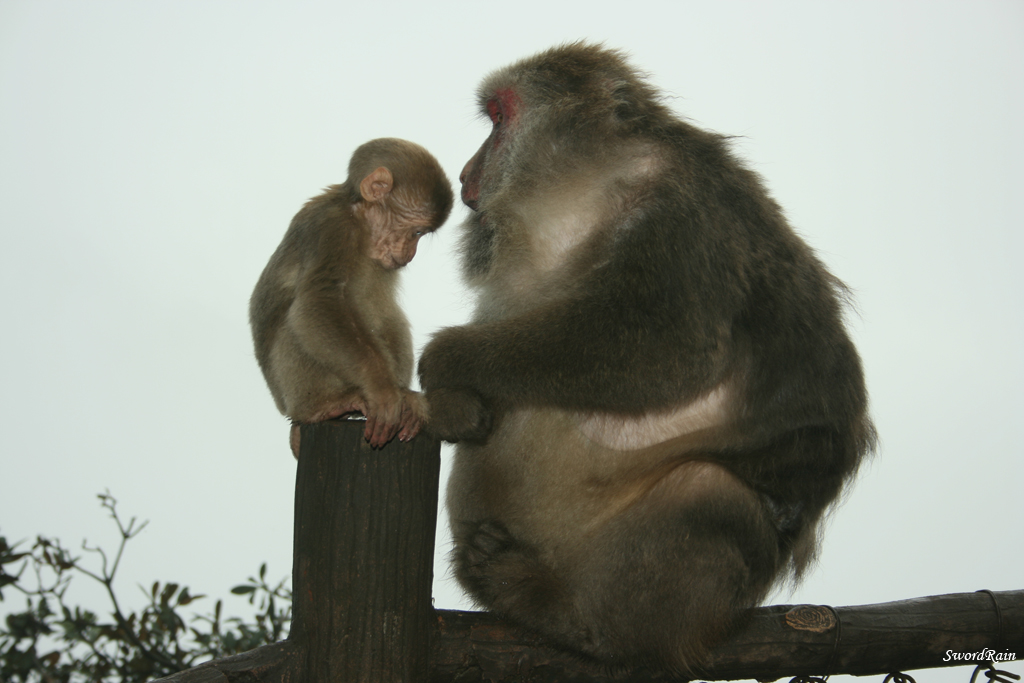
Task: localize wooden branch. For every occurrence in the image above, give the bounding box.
[148,641,298,683]
[154,419,1020,682]
[433,590,1023,681]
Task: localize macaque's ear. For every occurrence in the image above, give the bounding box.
[359,166,394,202]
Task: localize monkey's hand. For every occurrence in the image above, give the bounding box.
[362,388,407,449]
[419,326,493,442]
[397,389,428,443]
[423,387,492,444]
[418,326,481,391]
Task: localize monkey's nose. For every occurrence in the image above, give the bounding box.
[461,187,479,211]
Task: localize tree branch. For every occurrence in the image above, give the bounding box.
[433,590,1022,681]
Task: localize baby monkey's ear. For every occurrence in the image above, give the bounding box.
[359,166,393,202]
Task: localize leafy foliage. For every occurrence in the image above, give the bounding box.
[0,492,291,683]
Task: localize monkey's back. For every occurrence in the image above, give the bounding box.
[249,188,411,421]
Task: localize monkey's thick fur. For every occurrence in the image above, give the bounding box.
[419,43,875,672]
[251,138,452,451]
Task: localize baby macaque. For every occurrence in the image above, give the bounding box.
[250,138,453,454]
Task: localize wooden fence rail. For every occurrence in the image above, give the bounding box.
[153,419,1021,683]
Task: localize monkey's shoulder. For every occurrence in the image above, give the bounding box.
[270,198,364,271]
[288,192,359,242]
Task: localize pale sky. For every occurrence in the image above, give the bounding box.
[1,2,1021,681]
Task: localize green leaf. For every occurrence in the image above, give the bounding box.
[177,588,206,606]
[160,582,179,606]
[0,551,28,566]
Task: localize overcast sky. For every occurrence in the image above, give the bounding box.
[1,2,1021,681]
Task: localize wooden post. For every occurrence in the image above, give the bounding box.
[290,418,441,682]
[151,418,441,683]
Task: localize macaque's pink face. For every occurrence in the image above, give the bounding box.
[460,88,520,210]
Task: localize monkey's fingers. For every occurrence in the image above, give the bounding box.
[365,415,399,449]
[398,404,424,442]
[364,417,383,448]
[363,417,376,445]
[398,422,422,442]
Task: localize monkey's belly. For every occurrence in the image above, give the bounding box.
[446,407,709,558]
[573,382,733,451]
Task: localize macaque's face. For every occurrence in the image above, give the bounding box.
[460,88,519,210]
[363,192,437,269]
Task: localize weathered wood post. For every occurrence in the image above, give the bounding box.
[290,418,441,682]
[151,418,441,683]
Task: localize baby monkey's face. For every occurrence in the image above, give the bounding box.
[361,187,440,270]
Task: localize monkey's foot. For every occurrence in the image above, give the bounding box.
[460,521,515,569]
[456,520,552,606]
[396,392,427,443]
[455,521,595,649]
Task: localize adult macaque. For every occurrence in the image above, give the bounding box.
[251,138,453,454]
[419,44,875,672]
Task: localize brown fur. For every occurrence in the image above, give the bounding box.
[419,44,875,672]
[251,138,453,452]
